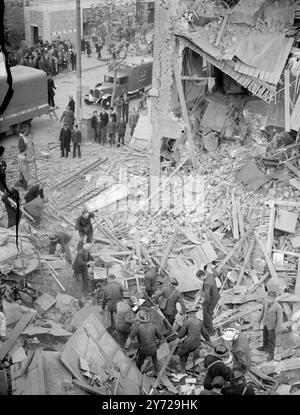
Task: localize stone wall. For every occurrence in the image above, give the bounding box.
[49,10,76,42]
[24,9,44,45]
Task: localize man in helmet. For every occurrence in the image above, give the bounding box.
[154,277,187,327]
[177,308,210,372]
[222,327,251,374]
[49,229,72,264]
[203,344,234,390]
[75,208,94,250]
[196,266,220,336]
[144,267,158,297]
[72,243,94,292]
[257,289,283,361]
[101,274,127,333]
[115,294,135,349]
[126,310,163,376]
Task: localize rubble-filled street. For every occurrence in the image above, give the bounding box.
[2,0,300,400]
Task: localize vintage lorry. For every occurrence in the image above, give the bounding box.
[85,56,153,109]
[0,65,49,136]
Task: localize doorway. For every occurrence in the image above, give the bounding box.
[31,25,39,44]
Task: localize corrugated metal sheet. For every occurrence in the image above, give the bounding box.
[179,37,276,103]
[234,37,294,85]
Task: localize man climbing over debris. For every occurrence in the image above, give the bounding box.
[72,243,94,292]
[125,310,163,376]
[49,230,72,264]
[177,308,210,372]
[101,274,127,333]
[144,267,158,297]
[257,289,283,361]
[115,294,135,349]
[23,187,48,226]
[196,266,220,336]
[1,182,22,228]
[154,277,187,328]
[75,208,94,250]
[222,370,255,395]
[222,327,252,375]
[203,344,234,390]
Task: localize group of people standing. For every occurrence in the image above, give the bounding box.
[58,97,82,158]
[8,37,77,76]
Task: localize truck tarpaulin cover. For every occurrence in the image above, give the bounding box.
[0,66,48,126]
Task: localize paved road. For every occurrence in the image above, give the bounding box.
[1,53,140,151]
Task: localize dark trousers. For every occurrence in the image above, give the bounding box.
[19,172,28,190]
[108,133,115,146]
[178,340,198,371]
[263,326,275,357]
[116,330,130,349]
[117,133,125,146]
[122,107,129,123]
[130,126,135,137]
[136,349,159,375]
[73,143,81,158]
[203,303,215,335]
[48,94,55,107]
[99,128,106,145]
[6,206,21,228]
[71,61,76,71]
[93,128,98,142]
[61,148,69,158]
[74,270,89,291]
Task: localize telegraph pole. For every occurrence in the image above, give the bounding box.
[76,0,82,123]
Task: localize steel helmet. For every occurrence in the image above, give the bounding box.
[222,328,239,341]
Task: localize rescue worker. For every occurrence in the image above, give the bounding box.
[107,115,116,146]
[200,376,225,396]
[23,190,48,226]
[75,208,94,250]
[1,182,22,228]
[116,116,126,147]
[203,344,234,390]
[196,267,220,336]
[59,125,71,158]
[72,243,94,291]
[154,277,187,327]
[222,328,252,375]
[68,95,75,114]
[129,107,139,137]
[144,267,158,297]
[49,230,72,264]
[126,310,163,376]
[72,124,82,158]
[91,110,99,143]
[101,274,127,332]
[24,183,44,203]
[177,309,210,372]
[257,289,283,361]
[17,149,35,190]
[222,371,255,395]
[60,105,75,129]
[115,295,135,349]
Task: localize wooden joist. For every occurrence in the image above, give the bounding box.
[284,69,290,132]
[160,227,180,272]
[236,238,255,287]
[0,311,35,362]
[293,258,300,314]
[255,234,279,282]
[266,201,276,256]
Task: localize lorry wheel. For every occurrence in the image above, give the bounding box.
[102,97,111,109]
[138,88,144,97]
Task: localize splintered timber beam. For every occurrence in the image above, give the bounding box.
[255,234,279,281]
[266,201,276,256]
[172,50,198,170]
[285,69,291,132]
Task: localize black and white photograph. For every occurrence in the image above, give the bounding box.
[0,0,300,402]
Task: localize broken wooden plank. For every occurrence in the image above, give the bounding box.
[149,340,179,395]
[273,200,300,208]
[216,223,255,273]
[293,258,300,314]
[272,249,300,258]
[160,227,179,272]
[285,162,300,178]
[172,50,198,170]
[215,14,229,47]
[236,238,255,287]
[255,234,280,282]
[73,380,108,395]
[285,70,291,132]
[232,191,240,240]
[34,293,57,312]
[44,261,66,292]
[214,304,262,329]
[203,226,230,255]
[133,230,142,263]
[0,370,8,395]
[266,201,276,256]
[0,311,35,362]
